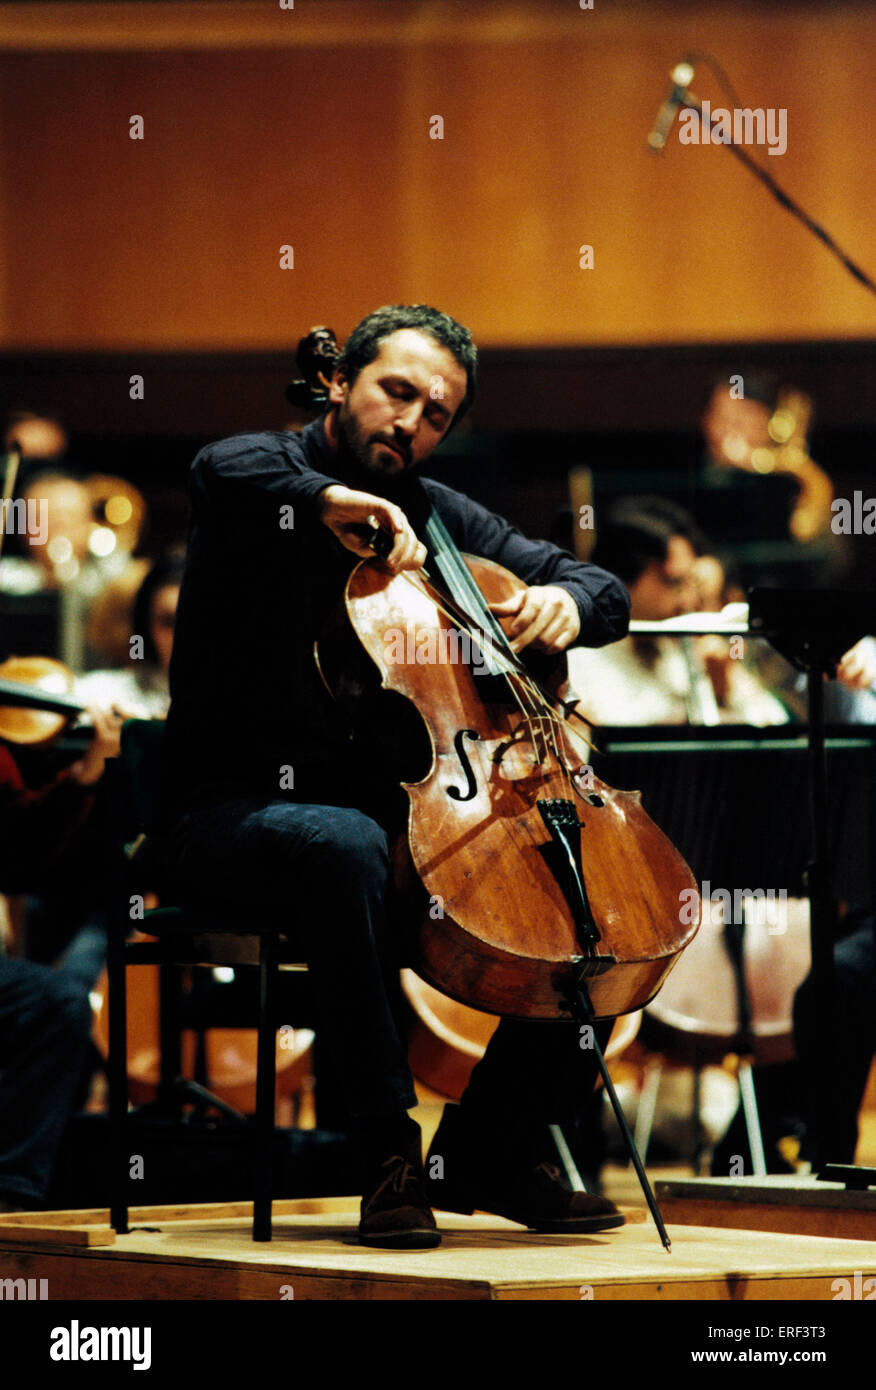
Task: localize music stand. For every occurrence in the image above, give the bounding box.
[627,589,876,1172]
[748,588,876,1174]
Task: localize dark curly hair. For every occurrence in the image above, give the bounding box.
[132,550,186,664]
[337,304,478,426]
[592,497,707,585]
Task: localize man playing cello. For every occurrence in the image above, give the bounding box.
[162,305,630,1248]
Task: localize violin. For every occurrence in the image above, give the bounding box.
[0,655,86,746]
[0,663,312,1116]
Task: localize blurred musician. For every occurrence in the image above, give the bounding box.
[567,495,875,1173]
[76,551,184,719]
[794,908,876,1166]
[1,412,145,674]
[697,375,839,571]
[0,705,125,1210]
[0,543,186,1209]
[567,497,788,727]
[0,467,129,673]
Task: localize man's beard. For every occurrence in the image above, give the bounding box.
[335,405,411,478]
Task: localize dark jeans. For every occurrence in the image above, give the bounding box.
[0,958,93,1203]
[174,797,609,1135]
[54,921,107,994]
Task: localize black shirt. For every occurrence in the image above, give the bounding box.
[161,416,630,819]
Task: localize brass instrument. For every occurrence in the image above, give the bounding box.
[727,388,833,543]
[82,474,146,560]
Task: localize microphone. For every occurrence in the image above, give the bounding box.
[647,60,695,152]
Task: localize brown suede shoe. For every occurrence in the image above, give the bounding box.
[358,1121,441,1249]
[426,1104,625,1234]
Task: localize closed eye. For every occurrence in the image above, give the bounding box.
[383,377,450,430]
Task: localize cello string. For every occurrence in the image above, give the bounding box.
[415,567,575,797]
[394,566,536,728]
[393,566,526,681]
[421,507,550,749]
[384,507,590,796]
[395,510,559,770]
[393,567,596,806]
[393,563,593,791]
[417,512,555,755]
[500,664,592,802]
[415,530,586,783]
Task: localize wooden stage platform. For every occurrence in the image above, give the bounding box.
[2,1198,876,1300]
[657,1173,876,1242]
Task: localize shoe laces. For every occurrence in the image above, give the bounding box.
[375,1155,419,1199]
[534,1160,568,1187]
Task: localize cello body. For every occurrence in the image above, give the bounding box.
[317,551,700,1021]
[402,967,642,1098]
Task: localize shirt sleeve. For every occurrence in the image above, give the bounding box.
[193,433,340,522]
[426,481,630,648]
[722,666,791,727]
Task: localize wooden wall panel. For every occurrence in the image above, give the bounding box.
[0,1,874,350]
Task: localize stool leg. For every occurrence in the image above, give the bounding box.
[158,962,183,1104]
[253,937,277,1241]
[108,910,129,1234]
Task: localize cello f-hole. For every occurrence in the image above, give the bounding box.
[447,729,481,802]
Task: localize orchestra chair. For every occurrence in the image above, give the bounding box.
[107,718,311,1242]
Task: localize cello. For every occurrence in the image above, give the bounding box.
[316,515,700,1022]
[315,505,700,1246]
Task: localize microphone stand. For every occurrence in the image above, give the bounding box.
[669,87,876,298]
